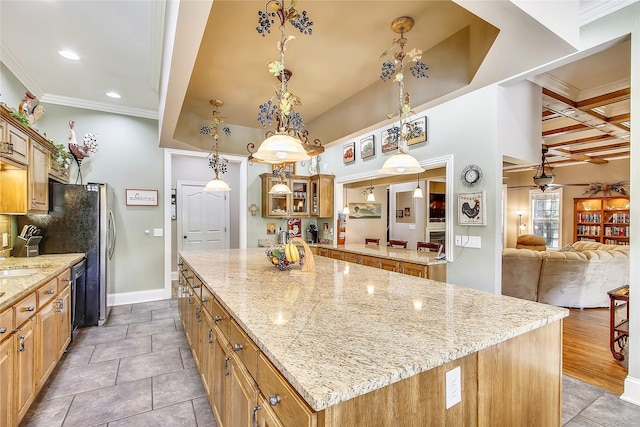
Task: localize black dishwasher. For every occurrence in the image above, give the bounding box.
[70,258,87,339]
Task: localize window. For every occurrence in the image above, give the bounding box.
[529,189,562,250]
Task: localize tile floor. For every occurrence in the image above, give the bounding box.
[18,298,640,426]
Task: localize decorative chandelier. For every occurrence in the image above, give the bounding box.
[200,99,231,192]
[247,0,323,165]
[533,148,555,192]
[378,16,428,175]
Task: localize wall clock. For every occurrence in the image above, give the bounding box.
[461,164,483,187]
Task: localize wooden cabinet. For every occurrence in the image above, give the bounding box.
[1,106,59,214]
[0,335,13,427]
[400,262,427,278]
[14,314,37,423]
[28,141,49,213]
[310,174,334,217]
[48,152,70,183]
[1,120,29,166]
[261,173,334,218]
[228,357,258,427]
[574,196,630,245]
[57,286,71,359]
[36,298,58,391]
[378,258,399,272]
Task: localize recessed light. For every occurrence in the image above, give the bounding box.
[106,92,121,99]
[58,50,80,60]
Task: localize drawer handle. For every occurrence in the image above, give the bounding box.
[201,297,208,303]
[208,328,215,344]
[213,315,222,323]
[22,306,35,312]
[17,336,26,352]
[252,406,262,427]
[195,307,202,323]
[0,327,6,334]
[268,394,281,406]
[46,289,55,295]
[233,343,243,352]
[224,356,232,376]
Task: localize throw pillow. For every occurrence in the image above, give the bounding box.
[559,243,577,252]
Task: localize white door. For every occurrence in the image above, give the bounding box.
[178,181,229,251]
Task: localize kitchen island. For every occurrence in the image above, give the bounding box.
[179,248,568,426]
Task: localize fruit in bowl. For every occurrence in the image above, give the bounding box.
[265,242,305,271]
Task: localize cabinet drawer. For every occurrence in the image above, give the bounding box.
[210,296,230,338]
[14,292,37,327]
[258,352,316,427]
[0,307,13,342]
[57,268,71,293]
[190,276,203,299]
[379,258,399,272]
[343,252,359,263]
[201,285,214,314]
[329,250,343,260]
[359,255,379,268]
[229,319,258,380]
[37,278,58,308]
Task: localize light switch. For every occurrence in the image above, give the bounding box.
[153,228,163,237]
[2,233,7,247]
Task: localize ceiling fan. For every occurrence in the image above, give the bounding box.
[507,148,590,191]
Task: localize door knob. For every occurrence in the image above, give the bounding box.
[183,235,187,239]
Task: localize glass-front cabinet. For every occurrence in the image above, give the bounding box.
[260,173,334,218]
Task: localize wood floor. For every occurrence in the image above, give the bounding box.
[563,307,628,395]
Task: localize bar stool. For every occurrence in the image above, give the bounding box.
[417,241,441,252]
[388,240,408,248]
[365,238,380,245]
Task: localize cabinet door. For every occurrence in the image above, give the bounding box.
[191,302,203,370]
[262,174,290,217]
[37,300,58,391]
[14,316,37,424]
[0,336,13,427]
[57,286,72,358]
[211,328,230,427]
[290,178,309,217]
[379,258,399,272]
[28,141,49,213]
[2,122,29,166]
[400,262,426,278]
[228,357,257,427]
[255,394,285,427]
[200,310,213,395]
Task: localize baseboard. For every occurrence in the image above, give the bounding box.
[109,289,167,306]
[621,375,640,406]
[171,270,178,281]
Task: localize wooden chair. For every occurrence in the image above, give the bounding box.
[417,241,441,252]
[364,238,380,245]
[388,240,408,248]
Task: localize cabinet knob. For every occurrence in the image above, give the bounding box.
[22,306,35,312]
[268,394,281,406]
[0,327,6,334]
[233,343,243,352]
[213,315,222,323]
[47,289,55,295]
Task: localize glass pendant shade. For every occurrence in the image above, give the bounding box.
[379,152,425,175]
[366,192,376,202]
[413,185,423,199]
[342,205,350,215]
[203,177,231,192]
[532,174,554,187]
[268,182,293,194]
[253,133,310,163]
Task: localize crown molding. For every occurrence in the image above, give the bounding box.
[41,94,158,120]
[580,0,639,26]
[0,42,45,99]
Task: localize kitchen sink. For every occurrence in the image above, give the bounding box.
[0,267,45,277]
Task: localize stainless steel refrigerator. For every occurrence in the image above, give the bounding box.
[19,182,116,326]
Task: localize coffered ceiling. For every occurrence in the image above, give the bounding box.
[0,1,634,169]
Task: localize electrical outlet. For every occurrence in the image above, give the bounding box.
[445,366,462,409]
[153,228,163,237]
[455,235,462,246]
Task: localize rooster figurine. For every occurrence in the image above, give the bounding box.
[67,120,98,184]
[461,198,480,219]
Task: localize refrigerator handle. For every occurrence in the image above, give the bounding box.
[108,209,116,260]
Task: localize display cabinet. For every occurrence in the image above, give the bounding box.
[574,196,629,245]
[310,174,334,217]
[261,173,334,218]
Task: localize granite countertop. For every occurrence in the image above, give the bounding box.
[180,248,568,412]
[0,254,85,309]
[312,243,446,265]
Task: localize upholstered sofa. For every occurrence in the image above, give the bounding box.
[502,242,629,308]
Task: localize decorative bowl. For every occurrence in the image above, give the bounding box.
[265,244,305,271]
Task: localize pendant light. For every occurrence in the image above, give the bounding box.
[268,163,293,194]
[532,148,555,192]
[377,16,428,176]
[248,1,323,164]
[413,174,423,198]
[201,99,231,192]
[366,179,375,202]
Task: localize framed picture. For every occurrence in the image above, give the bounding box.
[267,223,276,235]
[348,203,382,219]
[381,127,399,153]
[360,135,375,159]
[458,191,486,226]
[271,163,296,175]
[343,142,356,164]
[407,116,427,146]
[396,209,404,218]
[126,189,158,206]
